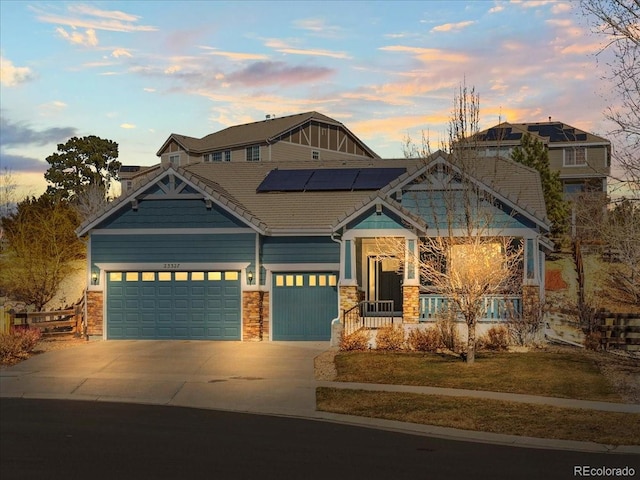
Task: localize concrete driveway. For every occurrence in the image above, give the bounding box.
[0,340,329,416]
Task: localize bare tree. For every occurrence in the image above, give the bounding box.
[73,182,112,223]
[0,167,18,219]
[581,0,639,192]
[380,83,525,363]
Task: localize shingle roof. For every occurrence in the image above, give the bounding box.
[157,111,380,158]
[185,158,422,233]
[378,152,550,228]
[79,153,549,237]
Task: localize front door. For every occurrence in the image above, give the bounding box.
[367,256,403,313]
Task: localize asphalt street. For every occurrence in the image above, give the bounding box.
[2,399,638,480]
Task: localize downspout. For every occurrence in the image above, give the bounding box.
[330,232,342,345]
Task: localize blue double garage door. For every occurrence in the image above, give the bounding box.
[107,271,241,340]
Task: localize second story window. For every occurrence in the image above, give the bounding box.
[564,147,586,166]
[205,151,231,162]
[169,154,180,167]
[312,150,320,160]
[246,145,260,162]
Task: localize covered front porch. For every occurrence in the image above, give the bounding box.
[342,294,525,336]
[338,232,542,337]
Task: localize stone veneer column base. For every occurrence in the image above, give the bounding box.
[242,291,269,341]
[402,285,420,324]
[86,290,104,336]
[522,285,541,323]
[339,285,359,319]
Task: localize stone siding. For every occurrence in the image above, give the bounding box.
[86,290,104,336]
[402,285,420,323]
[242,291,269,341]
[522,285,541,322]
[339,285,359,318]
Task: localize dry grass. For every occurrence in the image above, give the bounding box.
[334,348,629,403]
[0,334,88,367]
[316,387,640,446]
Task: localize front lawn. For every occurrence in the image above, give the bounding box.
[316,388,640,446]
[334,349,625,402]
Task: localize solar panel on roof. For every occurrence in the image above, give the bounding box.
[257,167,408,192]
[256,169,313,192]
[352,168,406,190]
[305,169,360,190]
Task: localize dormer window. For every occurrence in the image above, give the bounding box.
[169,154,180,167]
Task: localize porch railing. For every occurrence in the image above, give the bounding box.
[419,294,522,322]
[343,300,396,336]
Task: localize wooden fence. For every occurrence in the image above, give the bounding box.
[596,311,640,352]
[5,297,85,337]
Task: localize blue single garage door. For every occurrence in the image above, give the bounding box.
[107,271,241,340]
[272,272,338,341]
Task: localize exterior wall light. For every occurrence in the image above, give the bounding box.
[91,271,99,285]
[247,270,254,285]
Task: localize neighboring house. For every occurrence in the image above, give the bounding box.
[77,139,551,342]
[468,121,611,197]
[118,111,379,196]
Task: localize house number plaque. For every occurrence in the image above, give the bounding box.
[163,263,181,269]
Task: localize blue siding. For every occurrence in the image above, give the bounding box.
[92,233,255,264]
[261,237,339,264]
[348,208,405,230]
[401,190,535,230]
[344,239,352,279]
[97,199,248,229]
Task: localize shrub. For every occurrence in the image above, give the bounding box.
[584,331,602,351]
[435,310,461,352]
[481,325,510,351]
[339,329,370,351]
[0,329,42,365]
[375,325,406,351]
[407,327,442,352]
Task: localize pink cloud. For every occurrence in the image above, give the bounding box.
[431,21,476,33]
[225,61,334,87]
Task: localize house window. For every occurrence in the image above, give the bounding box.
[169,154,180,167]
[312,150,320,160]
[246,145,260,162]
[205,151,231,162]
[564,147,586,166]
[125,180,133,192]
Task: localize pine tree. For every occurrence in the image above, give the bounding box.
[511,133,569,237]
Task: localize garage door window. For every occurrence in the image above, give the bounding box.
[126,272,139,281]
[158,272,171,281]
[225,272,239,281]
[110,272,122,282]
[175,272,188,281]
[142,272,155,281]
[208,272,222,281]
[191,272,204,281]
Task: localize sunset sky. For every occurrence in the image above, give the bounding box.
[0,1,619,196]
